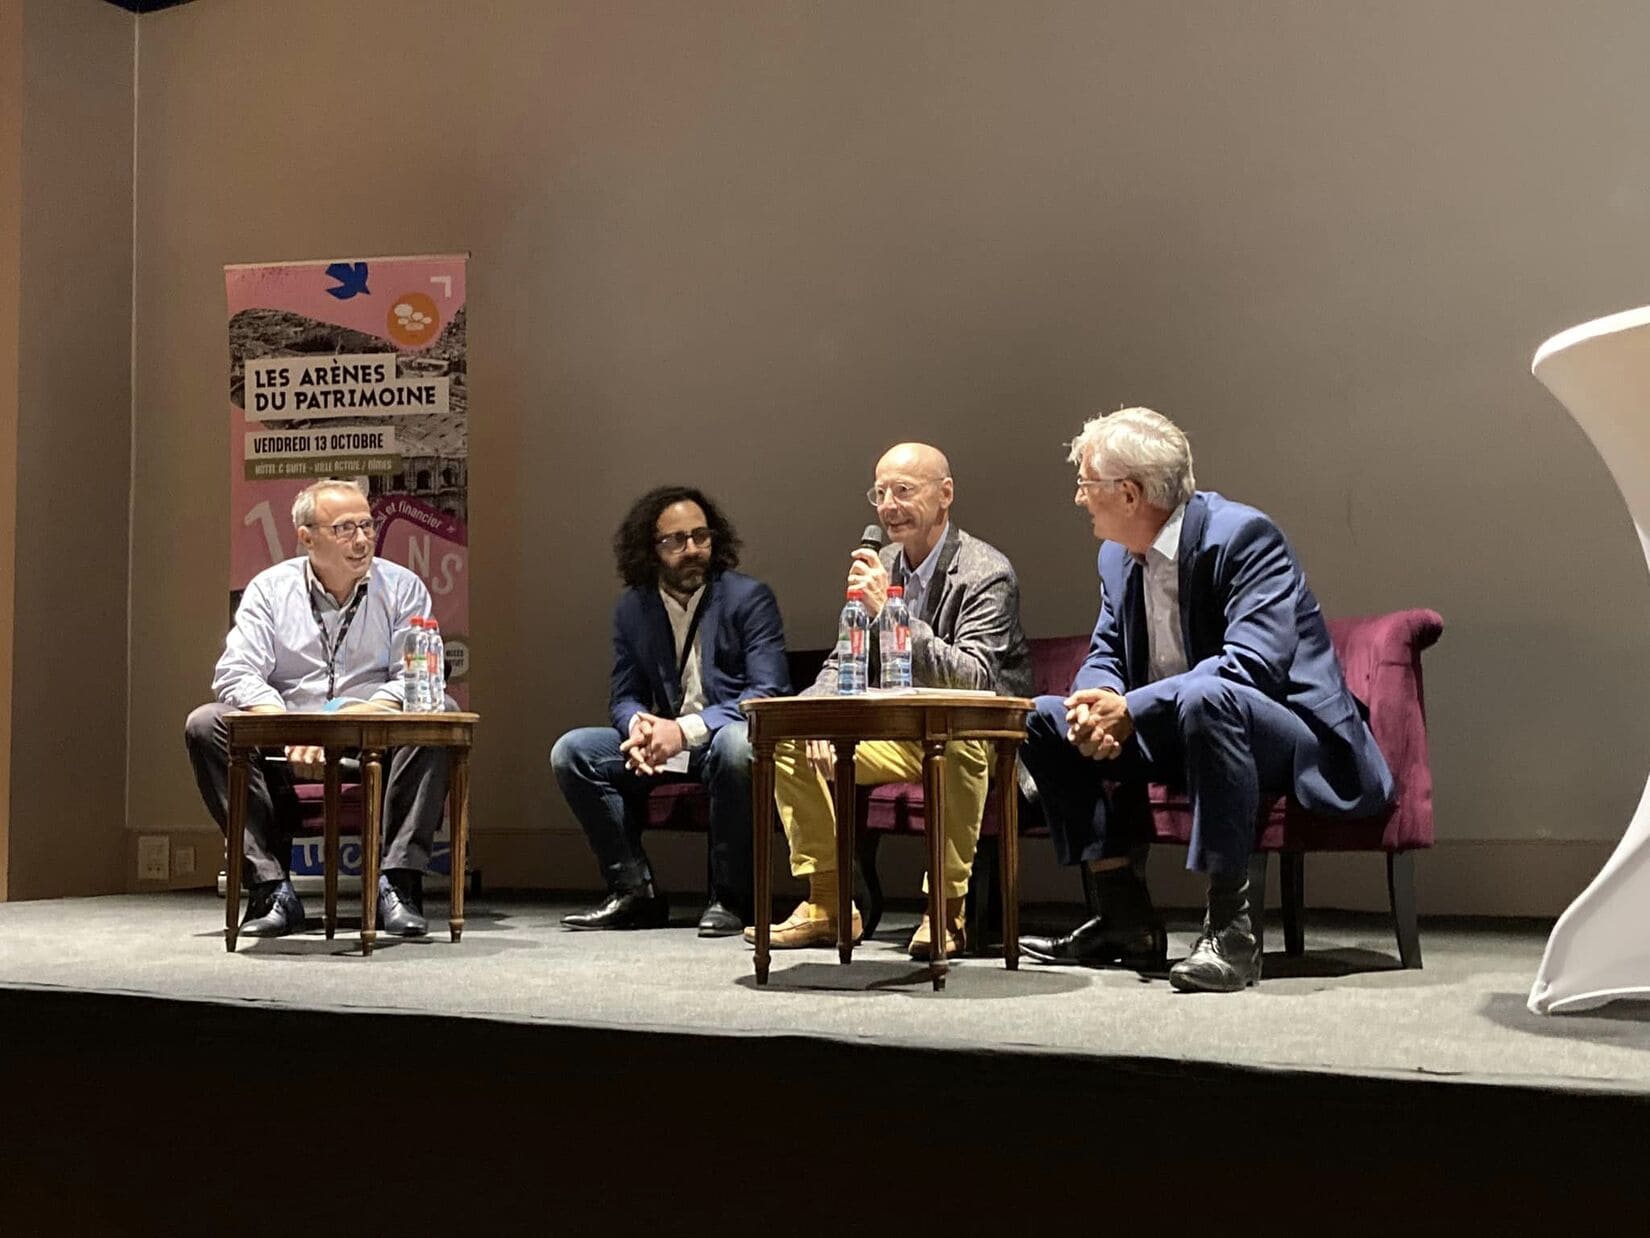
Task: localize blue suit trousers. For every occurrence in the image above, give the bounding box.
[1021,677,1318,877]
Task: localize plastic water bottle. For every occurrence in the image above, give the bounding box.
[426,618,446,711]
[879,585,913,689]
[836,589,870,695]
[403,619,432,712]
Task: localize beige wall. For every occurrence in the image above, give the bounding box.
[124,0,1650,913]
[5,0,133,899]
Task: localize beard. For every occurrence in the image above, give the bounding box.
[660,557,709,595]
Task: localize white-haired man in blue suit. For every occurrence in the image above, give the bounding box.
[1020,408,1394,992]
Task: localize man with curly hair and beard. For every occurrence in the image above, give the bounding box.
[551,486,791,935]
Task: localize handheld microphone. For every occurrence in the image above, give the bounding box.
[857,524,886,554]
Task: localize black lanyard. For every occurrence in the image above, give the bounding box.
[309,579,368,700]
[676,596,707,684]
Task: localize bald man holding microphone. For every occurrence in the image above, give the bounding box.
[749,443,1032,958]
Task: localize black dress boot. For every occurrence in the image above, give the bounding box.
[1170,873,1261,993]
[378,870,428,937]
[1022,863,1167,969]
[562,882,669,930]
[241,878,306,937]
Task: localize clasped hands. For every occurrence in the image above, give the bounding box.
[1064,688,1133,761]
[621,712,688,775]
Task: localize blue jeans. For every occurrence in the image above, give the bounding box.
[550,722,754,907]
[1020,678,1315,877]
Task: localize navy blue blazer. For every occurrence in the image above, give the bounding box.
[1074,491,1394,817]
[608,569,790,736]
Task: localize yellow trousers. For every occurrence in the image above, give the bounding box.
[772,738,992,899]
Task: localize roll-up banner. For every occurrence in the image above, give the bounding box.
[224,254,470,885]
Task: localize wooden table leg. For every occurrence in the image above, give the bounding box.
[360,748,384,957]
[997,741,1021,970]
[225,748,249,952]
[448,750,470,943]
[833,740,858,965]
[923,738,947,990]
[751,737,775,985]
[323,751,341,941]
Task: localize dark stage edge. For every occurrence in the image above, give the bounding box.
[4,985,1649,1235]
[3,895,1650,1232]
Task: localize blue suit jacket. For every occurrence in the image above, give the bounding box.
[608,569,790,736]
[1074,491,1394,817]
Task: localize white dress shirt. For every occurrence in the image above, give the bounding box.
[660,585,710,752]
[1142,504,1189,684]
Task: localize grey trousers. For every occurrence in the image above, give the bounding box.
[184,701,452,885]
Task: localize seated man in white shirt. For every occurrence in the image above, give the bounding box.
[185,478,450,938]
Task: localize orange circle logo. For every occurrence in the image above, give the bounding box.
[387,292,440,346]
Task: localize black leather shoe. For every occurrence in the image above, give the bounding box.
[562,884,669,930]
[241,879,306,937]
[377,871,428,937]
[696,901,745,938]
[1170,925,1261,993]
[1021,914,1168,970]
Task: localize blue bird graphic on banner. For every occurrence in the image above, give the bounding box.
[324,262,371,299]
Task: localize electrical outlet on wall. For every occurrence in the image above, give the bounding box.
[174,845,196,878]
[137,836,170,882]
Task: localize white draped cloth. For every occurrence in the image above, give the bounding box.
[1529,306,1650,1013]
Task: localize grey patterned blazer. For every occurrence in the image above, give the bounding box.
[806,523,1032,697]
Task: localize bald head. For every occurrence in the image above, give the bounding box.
[871,442,954,565]
[876,442,951,480]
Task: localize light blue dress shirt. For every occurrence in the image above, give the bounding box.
[893,520,950,617]
[212,556,433,711]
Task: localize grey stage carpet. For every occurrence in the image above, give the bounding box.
[1,891,1646,1094]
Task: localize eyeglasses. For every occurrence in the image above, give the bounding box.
[309,519,378,540]
[656,527,713,553]
[1075,476,1125,493]
[866,479,943,507]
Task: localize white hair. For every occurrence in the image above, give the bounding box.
[1067,407,1195,510]
[291,478,366,530]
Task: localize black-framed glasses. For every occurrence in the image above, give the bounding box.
[656,527,713,553]
[866,479,943,506]
[310,519,378,540]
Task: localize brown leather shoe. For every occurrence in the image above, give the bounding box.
[743,900,863,949]
[907,897,966,960]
